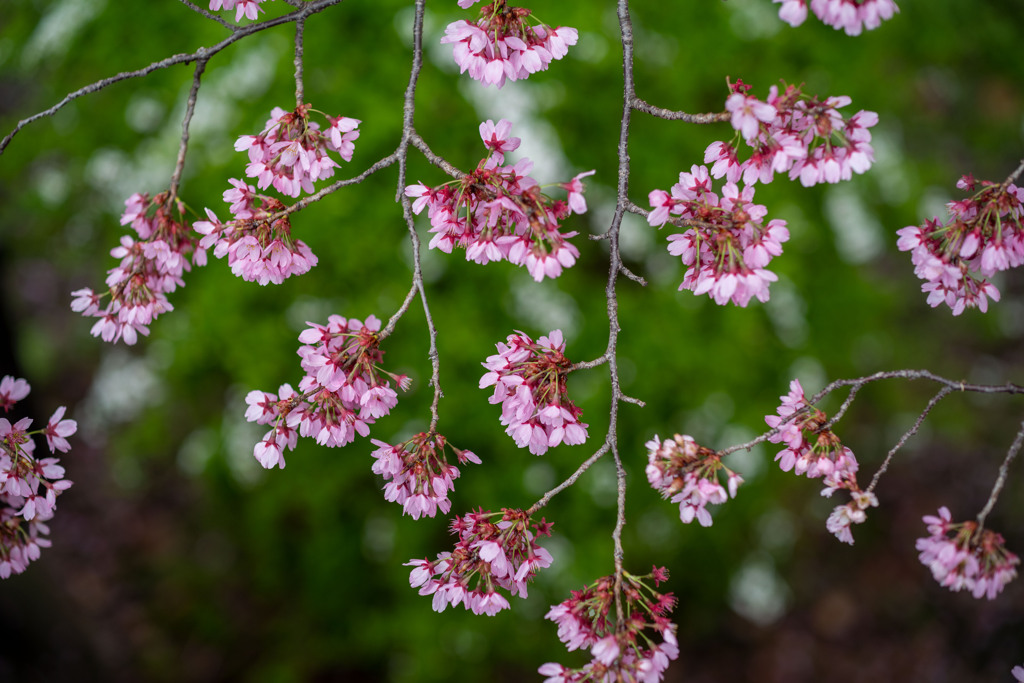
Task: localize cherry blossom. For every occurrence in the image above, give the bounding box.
[234,104,360,198]
[70,192,204,345]
[541,568,679,682]
[370,432,480,519]
[647,165,790,306]
[243,315,410,468]
[773,0,898,35]
[915,507,1019,599]
[897,176,1024,315]
[480,329,587,455]
[645,434,742,527]
[765,379,878,544]
[0,378,74,579]
[194,192,319,286]
[405,508,553,615]
[407,119,592,282]
[707,80,878,188]
[208,0,270,22]
[442,0,577,88]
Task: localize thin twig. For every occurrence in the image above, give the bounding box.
[527,443,612,516]
[386,0,444,431]
[177,0,239,31]
[279,152,400,217]
[631,97,730,124]
[975,419,1024,531]
[293,16,306,107]
[1002,157,1024,188]
[169,57,209,199]
[409,133,465,179]
[865,386,953,494]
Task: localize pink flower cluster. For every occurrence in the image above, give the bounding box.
[896,174,1024,315]
[645,434,742,527]
[765,379,877,544]
[407,119,592,282]
[243,315,409,469]
[915,506,1019,600]
[405,508,554,615]
[708,80,878,188]
[234,104,360,198]
[647,165,790,306]
[479,329,588,455]
[194,185,318,285]
[0,376,75,579]
[71,192,205,345]
[370,432,481,520]
[208,0,270,22]
[540,567,679,683]
[442,0,578,88]
[773,0,898,35]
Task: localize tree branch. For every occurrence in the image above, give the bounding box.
[0,0,345,155]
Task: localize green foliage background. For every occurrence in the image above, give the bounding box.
[1,0,1022,681]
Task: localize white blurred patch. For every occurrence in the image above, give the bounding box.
[125,95,166,134]
[764,277,808,348]
[523,461,556,495]
[825,185,885,264]
[33,166,69,207]
[786,357,826,397]
[719,425,765,481]
[178,427,218,475]
[729,553,790,625]
[22,0,107,66]
[727,0,784,40]
[222,387,265,486]
[508,275,581,342]
[82,349,163,426]
[587,457,617,508]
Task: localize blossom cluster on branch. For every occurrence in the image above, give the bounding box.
[71,192,204,345]
[0,376,75,578]
[443,0,578,88]
[406,508,554,615]
[773,0,898,36]
[897,173,1024,315]
[540,567,679,682]
[480,329,588,455]
[407,119,593,282]
[243,314,409,469]
[916,506,1019,600]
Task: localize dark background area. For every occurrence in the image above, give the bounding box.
[1,0,1022,681]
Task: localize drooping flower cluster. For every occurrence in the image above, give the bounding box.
[194,185,318,285]
[765,379,877,544]
[234,104,360,199]
[407,119,592,282]
[370,432,481,520]
[71,191,205,345]
[405,508,554,615]
[645,434,743,527]
[896,174,1024,315]
[479,329,587,455]
[773,0,898,36]
[442,0,578,88]
[0,376,75,579]
[707,79,878,188]
[647,165,790,306]
[915,506,1019,600]
[540,567,679,683]
[243,315,409,469]
[208,0,271,22]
